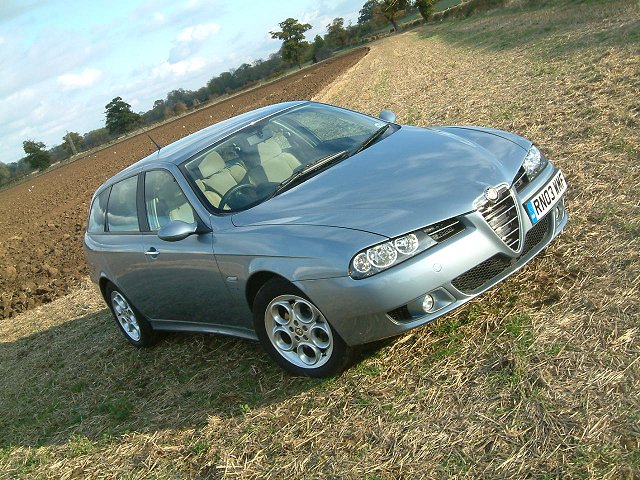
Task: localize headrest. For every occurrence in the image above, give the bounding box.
[257,139,282,161]
[198,151,225,178]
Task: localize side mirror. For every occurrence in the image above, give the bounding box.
[379,110,397,123]
[158,220,198,242]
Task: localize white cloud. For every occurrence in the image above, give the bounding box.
[177,23,221,43]
[57,68,103,89]
[169,22,221,63]
[0,36,5,46]
[152,58,207,79]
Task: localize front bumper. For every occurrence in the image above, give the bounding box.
[294,165,569,346]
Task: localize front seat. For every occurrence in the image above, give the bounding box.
[195,151,247,208]
[248,139,301,184]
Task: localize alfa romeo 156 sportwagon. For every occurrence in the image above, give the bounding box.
[84,101,568,376]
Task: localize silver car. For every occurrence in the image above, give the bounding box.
[84,101,568,376]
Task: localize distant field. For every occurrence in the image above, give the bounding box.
[367,0,466,37]
[436,0,465,10]
[1,0,638,478]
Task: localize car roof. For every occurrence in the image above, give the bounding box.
[99,100,308,190]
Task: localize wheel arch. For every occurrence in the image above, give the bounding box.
[98,275,112,303]
[245,271,290,312]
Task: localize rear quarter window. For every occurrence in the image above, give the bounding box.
[87,188,110,233]
[106,176,140,232]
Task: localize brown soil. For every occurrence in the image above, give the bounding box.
[0,48,368,319]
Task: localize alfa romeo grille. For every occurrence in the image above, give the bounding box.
[476,185,521,252]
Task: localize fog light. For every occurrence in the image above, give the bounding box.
[422,294,434,312]
[555,205,563,220]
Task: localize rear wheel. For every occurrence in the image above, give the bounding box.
[106,283,158,347]
[253,279,352,377]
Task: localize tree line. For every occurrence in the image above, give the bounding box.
[1,0,437,187]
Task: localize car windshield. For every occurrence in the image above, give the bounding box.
[181,103,394,212]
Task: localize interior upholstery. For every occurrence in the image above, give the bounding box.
[168,201,195,224]
[249,139,301,184]
[194,150,248,208]
[197,151,225,177]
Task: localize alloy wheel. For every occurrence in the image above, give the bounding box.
[111,291,141,342]
[265,294,333,369]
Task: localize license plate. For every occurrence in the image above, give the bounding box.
[524,170,567,224]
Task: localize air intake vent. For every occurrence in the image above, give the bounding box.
[451,215,551,294]
[476,185,521,252]
[423,218,464,243]
[451,254,510,293]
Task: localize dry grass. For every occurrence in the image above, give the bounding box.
[1,0,639,478]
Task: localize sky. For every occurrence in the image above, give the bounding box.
[0,0,362,164]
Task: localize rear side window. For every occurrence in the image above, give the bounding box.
[106,176,140,232]
[145,170,195,231]
[87,188,110,233]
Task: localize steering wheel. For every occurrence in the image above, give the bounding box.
[219,183,259,210]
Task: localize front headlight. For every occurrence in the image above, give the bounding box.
[522,145,549,180]
[349,218,464,279]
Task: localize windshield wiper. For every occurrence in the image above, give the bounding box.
[275,150,349,194]
[352,124,390,156]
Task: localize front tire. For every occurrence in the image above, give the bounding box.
[253,279,352,377]
[106,283,158,347]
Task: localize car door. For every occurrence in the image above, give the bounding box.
[102,175,146,299]
[131,168,232,326]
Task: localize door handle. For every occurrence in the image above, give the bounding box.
[145,247,159,258]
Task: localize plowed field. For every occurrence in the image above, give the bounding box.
[0,48,368,319]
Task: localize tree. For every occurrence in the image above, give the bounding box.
[166,89,192,109]
[174,101,188,115]
[8,159,31,179]
[414,0,435,21]
[346,21,370,43]
[83,128,111,150]
[194,86,209,104]
[0,162,9,185]
[358,0,377,24]
[23,140,51,170]
[143,99,167,125]
[270,18,312,68]
[325,18,349,48]
[373,0,409,31]
[49,144,69,163]
[105,97,142,135]
[312,34,325,51]
[310,35,332,63]
[62,132,83,155]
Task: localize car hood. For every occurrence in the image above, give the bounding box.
[232,126,529,238]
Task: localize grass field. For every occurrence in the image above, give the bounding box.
[435,0,465,11]
[1,0,639,478]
